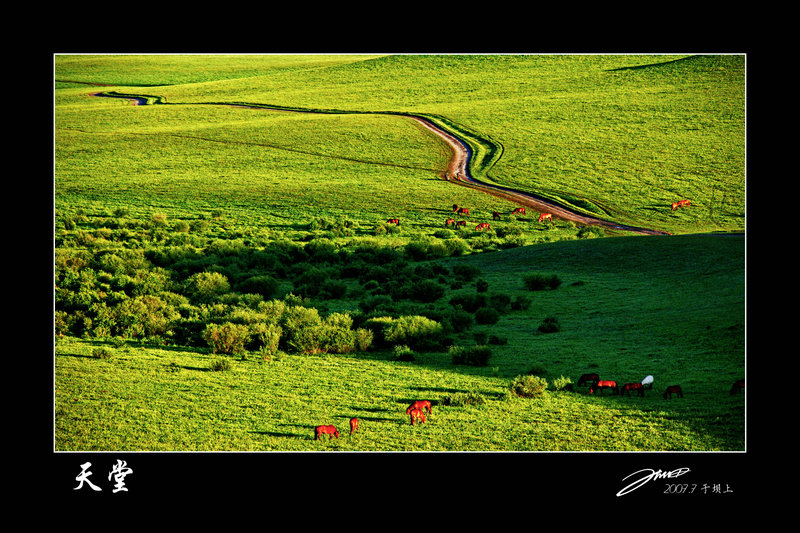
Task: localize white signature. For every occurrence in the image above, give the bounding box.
[617,467,691,496]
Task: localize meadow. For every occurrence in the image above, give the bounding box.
[53,54,745,452]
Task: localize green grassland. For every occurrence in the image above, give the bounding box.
[53,54,745,452]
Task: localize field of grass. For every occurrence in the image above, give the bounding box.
[53,54,745,454]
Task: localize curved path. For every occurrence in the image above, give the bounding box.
[89,89,669,236]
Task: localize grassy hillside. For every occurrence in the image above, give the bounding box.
[55,54,744,236]
[54,232,744,451]
[53,54,746,452]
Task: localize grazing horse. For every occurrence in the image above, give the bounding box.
[452,204,459,212]
[406,400,433,415]
[492,211,501,220]
[621,382,645,397]
[458,207,470,216]
[512,207,526,215]
[386,218,400,225]
[730,378,744,395]
[409,407,427,425]
[589,380,618,394]
[538,213,552,223]
[663,385,683,399]
[577,373,600,386]
[475,222,491,231]
[445,218,456,227]
[349,417,360,435]
[314,425,339,440]
[671,199,691,211]
[456,220,467,227]
[641,375,654,389]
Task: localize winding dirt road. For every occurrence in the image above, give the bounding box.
[412,116,669,236]
[88,89,668,236]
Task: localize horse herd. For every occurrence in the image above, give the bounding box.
[577,373,744,399]
[314,400,432,440]
[386,204,555,234]
[313,376,743,440]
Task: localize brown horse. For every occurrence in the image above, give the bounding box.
[538,213,552,223]
[589,380,618,394]
[386,218,400,225]
[349,417,360,435]
[475,222,491,231]
[671,199,691,211]
[406,400,432,415]
[621,382,645,397]
[492,211,501,220]
[409,407,427,425]
[455,220,467,227]
[663,385,683,399]
[458,207,470,216]
[314,425,339,440]
[445,218,456,227]
[577,373,600,386]
[512,207,526,215]
[452,204,459,212]
[730,378,744,395]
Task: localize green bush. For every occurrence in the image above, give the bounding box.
[187,271,231,302]
[538,316,561,333]
[237,275,279,300]
[523,273,562,291]
[509,374,548,398]
[475,307,500,325]
[449,293,487,313]
[210,358,232,372]
[202,322,250,356]
[551,375,574,392]
[384,315,443,349]
[450,345,492,366]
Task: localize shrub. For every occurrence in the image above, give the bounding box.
[552,375,574,392]
[440,391,486,407]
[509,374,548,398]
[392,344,416,361]
[452,264,481,281]
[319,279,348,300]
[210,358,232,372]
[238,275,280,300]
[538,316,561,333]
[523,273,562,291]
[202,322,250,356]
[92,347,113,360]
[476,279,489,293]
[408,279,445,303]
[475,307,500,325]
[355,328,373,352]
[449,293,487,313]
[450,345,492,367]
[384,315,443,349]
[489,293,511,313]
[448,309,474,333]
[255,323,282,360]
[187,271,231,302]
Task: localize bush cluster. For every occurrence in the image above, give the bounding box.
[509,374,548,398]
[523,273,562,291]
[54,212,544,363]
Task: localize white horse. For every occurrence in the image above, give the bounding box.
[641,375,654,389]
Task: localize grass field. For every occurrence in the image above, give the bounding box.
[53,54,746,454]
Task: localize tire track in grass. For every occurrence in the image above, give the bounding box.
[87,89,669,236]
